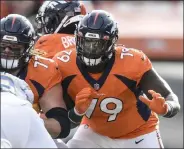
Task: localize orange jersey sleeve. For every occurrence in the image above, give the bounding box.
[24,55,62,106]
[34,34,76,58]
[129,48,152,79]
[114,46,152,83]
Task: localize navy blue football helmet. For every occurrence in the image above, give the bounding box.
[75,10,118,72]
[0,14,35,71]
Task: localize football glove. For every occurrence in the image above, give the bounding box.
[74,87,97,116]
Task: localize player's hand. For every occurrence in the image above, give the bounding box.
[74,87,97,115]
[139,90,168,115]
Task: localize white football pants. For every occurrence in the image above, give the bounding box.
[1,92,59,148]
[67,124,164,148]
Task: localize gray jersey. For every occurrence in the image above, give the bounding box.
[0,72,34,104]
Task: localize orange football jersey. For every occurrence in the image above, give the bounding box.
[34,33,76,58]
[53,46,159,139]
[17,55,62,112]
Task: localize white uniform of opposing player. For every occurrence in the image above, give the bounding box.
[0,72,59,148]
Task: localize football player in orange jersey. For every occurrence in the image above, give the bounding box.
[53,10,180,148]
[34,0,86,58]
[0,14,71,141]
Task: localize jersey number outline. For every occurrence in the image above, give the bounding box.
[33,55,54,68]
[57,50,72,62]
[85,97,123,122]
[120,48,133,59]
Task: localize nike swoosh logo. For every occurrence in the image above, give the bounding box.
[135,138,144,144]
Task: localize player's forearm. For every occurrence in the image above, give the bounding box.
[44,118,61,138]
[163,93,180,118]
[45,107,71,139]
[140,68,180,118]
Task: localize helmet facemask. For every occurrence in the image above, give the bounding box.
[76,33,117,72]
[0,41,33,71]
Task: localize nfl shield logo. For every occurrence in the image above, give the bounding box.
[94,83,100,90]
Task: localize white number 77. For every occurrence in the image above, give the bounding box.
[33,55,53,68]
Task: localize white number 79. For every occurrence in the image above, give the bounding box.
[86,97,123,122]
[120,48,133,59]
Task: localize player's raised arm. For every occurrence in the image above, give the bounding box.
[139,62,180,118]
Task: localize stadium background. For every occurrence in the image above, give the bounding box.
[1,1,183,148]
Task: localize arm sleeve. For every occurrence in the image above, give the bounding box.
[139,68,180,118]
[139,68,172,99]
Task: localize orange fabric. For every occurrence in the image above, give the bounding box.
[24,55,62,112]
[53,46,158,139]
[75,87,97,114]
[0,1,10,18]
[80,3,87,15]
[34,34,76,59]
